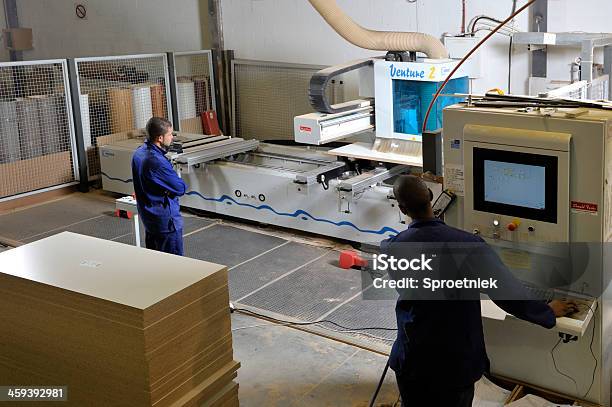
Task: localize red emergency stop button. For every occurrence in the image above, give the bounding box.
[507,221,519,231]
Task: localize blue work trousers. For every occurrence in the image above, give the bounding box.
[396,372,474,407]
[145,229,184,256]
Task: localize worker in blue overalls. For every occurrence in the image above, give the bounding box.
[132,117,187,256]
[384,175,577,407]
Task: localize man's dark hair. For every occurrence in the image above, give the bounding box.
[393,175,432,218]
[146,117,173,142]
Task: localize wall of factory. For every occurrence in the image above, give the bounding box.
[220,0,611,95]
[14,0,206,60]
[6,0,608,88]
[220,0,528,95]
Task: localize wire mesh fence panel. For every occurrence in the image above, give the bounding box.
[74,54,171,178]
[174,51,217,134]
[231,60,346,142]
[0,60,77,200]
[591,75,609,100]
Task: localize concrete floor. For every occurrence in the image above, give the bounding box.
[0,193,397,350]
[231,313,399,407]
[0,192,400,406]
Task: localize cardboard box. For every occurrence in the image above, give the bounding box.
[2,28,33,51]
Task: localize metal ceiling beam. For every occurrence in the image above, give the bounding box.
[530,0,547,77]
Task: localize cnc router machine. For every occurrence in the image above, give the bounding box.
[100,56,467,244]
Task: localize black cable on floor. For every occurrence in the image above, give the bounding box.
[368,360,390,407]
[235,306,398,404]
[234,307,397,332]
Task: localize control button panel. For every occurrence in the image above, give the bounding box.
[471,217,554,242]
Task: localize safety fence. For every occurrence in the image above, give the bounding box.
[71,54,172,178]
[0,59,78,201]
[0,52,341,202]
[172,50,216,134]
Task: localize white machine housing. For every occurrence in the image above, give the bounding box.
[99,138,426,244]
[375,58,467,140]
[294,100,373,145]
[294,58,467,149]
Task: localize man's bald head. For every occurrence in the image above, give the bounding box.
[393,175,433,219]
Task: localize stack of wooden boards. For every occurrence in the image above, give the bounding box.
[0,232,239,406]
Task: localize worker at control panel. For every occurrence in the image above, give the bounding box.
[131,117,187,256]
[383,175,577,407]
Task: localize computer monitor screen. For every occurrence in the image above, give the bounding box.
[484,161,546,209]
[473,148,558,223]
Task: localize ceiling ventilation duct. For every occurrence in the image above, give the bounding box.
[307,0,448,59]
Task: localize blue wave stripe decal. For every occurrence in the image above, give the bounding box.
[99,174,398,236]
[186,191,399,236]
[102,172,133,183]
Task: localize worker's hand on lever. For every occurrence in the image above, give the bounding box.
[548,299,579,317]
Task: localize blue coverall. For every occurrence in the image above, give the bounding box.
[131,140,187,256]
[383,218,555,406]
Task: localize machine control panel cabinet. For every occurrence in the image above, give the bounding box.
[462,124,571,243]
[443,105,612,405]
